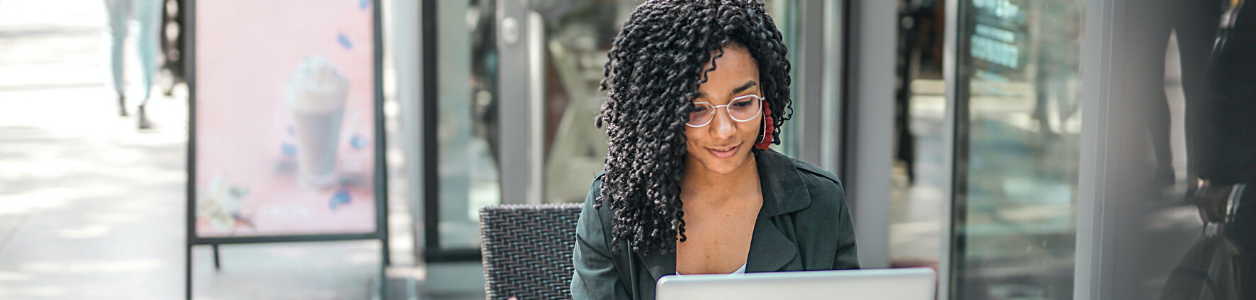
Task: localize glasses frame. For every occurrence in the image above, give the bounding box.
[685,94,766,128]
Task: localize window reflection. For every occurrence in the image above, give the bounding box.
[1130,0,1252,298]
[435,0,501,249]
[1169,0,1256,295]
[955,0,1084,299]
[891,0,947,271]
[536,0,637,204]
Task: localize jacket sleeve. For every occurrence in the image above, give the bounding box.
[832,182,861,270]
[571,178,632,300]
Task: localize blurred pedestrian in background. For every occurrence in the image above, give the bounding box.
[104,0,161,129]
[1188,0,1255,295]
[1156,0,1254,298]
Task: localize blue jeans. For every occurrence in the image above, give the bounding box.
[103,0,161,105]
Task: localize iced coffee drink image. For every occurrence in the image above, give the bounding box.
[287,56,349,189]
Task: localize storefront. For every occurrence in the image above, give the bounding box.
[396,0,1247,298]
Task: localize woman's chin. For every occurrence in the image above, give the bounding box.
[695,152,752,174]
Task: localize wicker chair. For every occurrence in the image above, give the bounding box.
[479,204,583,300]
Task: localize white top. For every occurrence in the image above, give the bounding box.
[676,263,747,276]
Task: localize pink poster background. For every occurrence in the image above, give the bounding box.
[194,0,377,237]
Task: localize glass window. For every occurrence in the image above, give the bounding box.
[890,0,948,270]
[536,0,640,204]
[953,0,1085,299]
[431,0,501,250]
[764,0,799,157]
[1101,1,1250,297]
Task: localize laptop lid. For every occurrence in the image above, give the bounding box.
[656,268,936,300]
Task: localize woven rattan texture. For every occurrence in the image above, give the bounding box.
[479,204,583,300]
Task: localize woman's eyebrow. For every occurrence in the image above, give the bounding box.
[694,80,759,99]
[729,81,758,96]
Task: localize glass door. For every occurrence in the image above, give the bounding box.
[421,0,503,261]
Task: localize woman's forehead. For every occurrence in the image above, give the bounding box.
[696,46,760,98]
[703,43,758,71]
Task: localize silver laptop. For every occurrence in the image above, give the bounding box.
[656,268,936,300]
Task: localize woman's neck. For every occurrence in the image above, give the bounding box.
[680,153,760,203]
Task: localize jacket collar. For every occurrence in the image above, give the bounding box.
[639,149,811,279]
[754,149,812,217]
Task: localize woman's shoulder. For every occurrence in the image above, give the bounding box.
[583,171,606,207]
[580,171,616,229]
[759,149,842,190]
[787,157,843,189]
[780,155,847,210]
[587,171,606,203]
[758,148,843,196]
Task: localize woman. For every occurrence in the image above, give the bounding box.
[571,1,859,299]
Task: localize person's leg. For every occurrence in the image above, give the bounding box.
[1134,0,1175,188]
[103,0,130,116]
[133,0,161,128]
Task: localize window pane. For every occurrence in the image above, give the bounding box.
[1108,1,1250,297]
[435,0,500,249]
[891,0,947,270]
[764,0,798,156]
[537,0,639,204]
[955,0,1084,299]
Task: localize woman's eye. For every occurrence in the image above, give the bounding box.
[732,100,753,107]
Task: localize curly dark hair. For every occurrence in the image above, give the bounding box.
[594,0,793,255]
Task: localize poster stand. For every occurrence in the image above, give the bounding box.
[182,1,390,299]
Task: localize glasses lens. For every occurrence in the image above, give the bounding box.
[687,102,714,126]
[729,96,761,121]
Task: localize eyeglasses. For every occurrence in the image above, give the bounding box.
[685,94,764,127]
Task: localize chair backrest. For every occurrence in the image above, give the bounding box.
[479,204,583,300]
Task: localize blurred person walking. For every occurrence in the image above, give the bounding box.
[104,0,161,129]
[1188,0,1256,297]
[1158,0,1256,299]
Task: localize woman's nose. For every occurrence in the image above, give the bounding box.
[708,107,737,139]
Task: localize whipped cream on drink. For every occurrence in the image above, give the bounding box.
[287,56,349,112]
[287,56,349,189]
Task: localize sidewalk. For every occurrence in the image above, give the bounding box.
[0,1,416,299]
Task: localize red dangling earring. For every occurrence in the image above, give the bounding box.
[755,101,774,150]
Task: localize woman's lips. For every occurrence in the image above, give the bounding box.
[708,145,739,158]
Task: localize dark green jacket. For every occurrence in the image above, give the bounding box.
[570,149,860,300]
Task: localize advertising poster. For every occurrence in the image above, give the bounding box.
[192,0,378,238]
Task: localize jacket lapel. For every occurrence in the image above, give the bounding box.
[747,149,810,272]
[745,212,799,272]
[755,149,811,216]
[638,247,676,280]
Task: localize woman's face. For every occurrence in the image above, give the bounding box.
[684,44,763,175]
